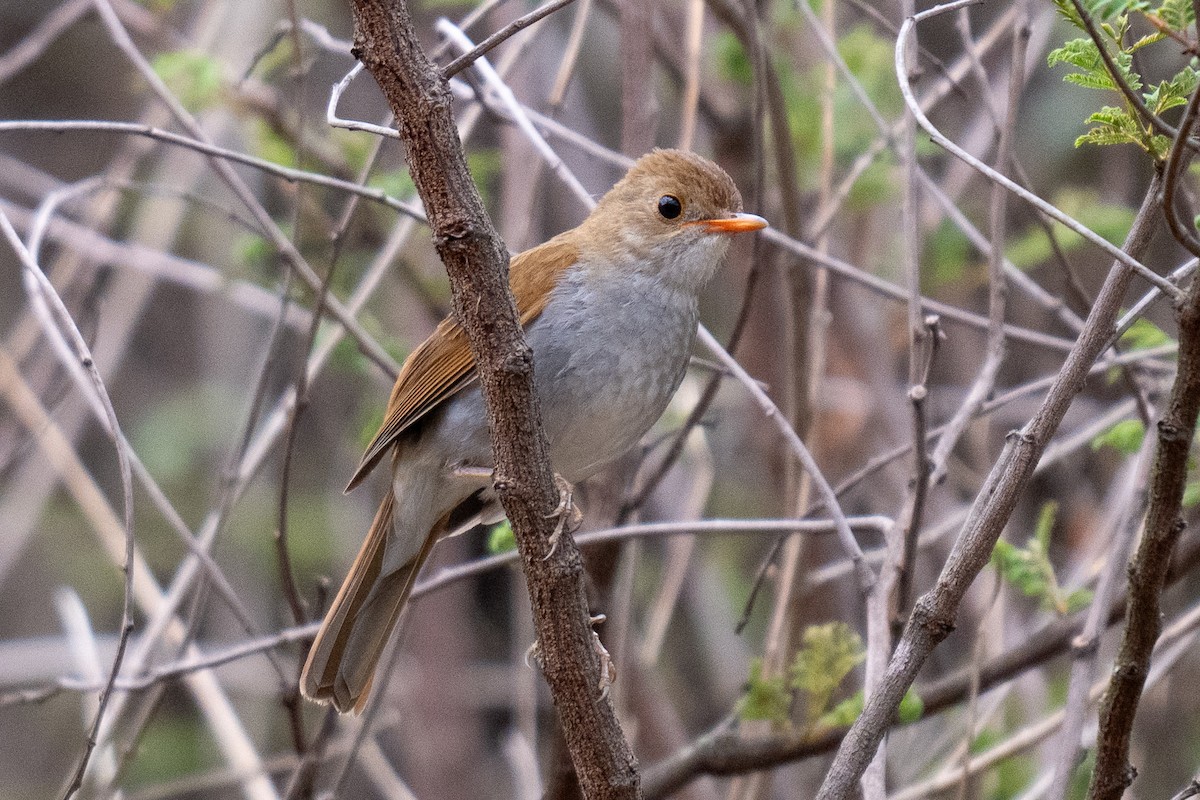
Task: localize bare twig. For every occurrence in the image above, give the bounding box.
[2,214,137,800]
[441,0,579,78]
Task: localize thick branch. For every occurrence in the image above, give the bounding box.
[1088,180,1200,800]
[344,2,640,797]
[813,170,1164,799]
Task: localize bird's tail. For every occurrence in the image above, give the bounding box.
[300,492,438,714]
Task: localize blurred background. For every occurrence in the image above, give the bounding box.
[1,0,1198,797]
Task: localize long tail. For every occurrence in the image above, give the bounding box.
[300,492,438,714]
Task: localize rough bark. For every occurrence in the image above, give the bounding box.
[345,2,640,797]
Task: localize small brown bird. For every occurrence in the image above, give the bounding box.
[301,149,766,713]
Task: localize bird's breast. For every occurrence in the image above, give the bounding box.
[525,270,700,479]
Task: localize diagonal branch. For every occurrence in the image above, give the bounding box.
[345,1,640,797]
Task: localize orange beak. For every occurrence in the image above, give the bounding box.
[689,212,769,234]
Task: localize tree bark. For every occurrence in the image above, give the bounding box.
[345,2,641,797]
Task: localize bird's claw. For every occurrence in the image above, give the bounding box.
[524,614,616,701]
[590,614,617,700]
[543,473,583,560]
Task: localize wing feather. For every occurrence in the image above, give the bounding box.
[346,236,578,491]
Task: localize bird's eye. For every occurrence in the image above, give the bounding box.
[658,195,683,220]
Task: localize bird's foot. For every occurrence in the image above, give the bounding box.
[589,614,617,699]
[522,614,616,701]
[543,473,583,560]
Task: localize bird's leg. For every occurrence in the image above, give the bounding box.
[544,473,583,559]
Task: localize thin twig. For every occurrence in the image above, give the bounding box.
[441,0,579,77]
[2,214,137,800]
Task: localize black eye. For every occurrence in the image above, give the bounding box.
[658,195,682,219]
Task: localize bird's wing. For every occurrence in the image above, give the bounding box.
[345,237,579,491]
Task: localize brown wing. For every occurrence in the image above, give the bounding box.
[345,236,579,491]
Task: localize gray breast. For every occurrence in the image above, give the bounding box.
[525,270,699,479]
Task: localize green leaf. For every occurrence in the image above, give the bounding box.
[1143,65,1200,115]
[1183,480,1200,508]
[151,50,223,112]
[1075,106,1152,151]
[1091,418,1147,455]
[1049,39,1140,93]
[818,690,863,728]
[1152,0,1195,30]
[992,502,1086,615]
[1065,588,1095,613]
[992,504,1054,602]
[486,520,516,554]
[715,31,752,87]
[738,658,791,724]
[897,688,924,722]
[1120,317,1172,350]
[791,622,865,726]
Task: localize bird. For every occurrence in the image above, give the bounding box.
[300,148,767,713]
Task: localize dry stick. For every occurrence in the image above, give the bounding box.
[29,182,297,675]
[2,215,136,800]
[1046,434,1154,800]
[547,0,592,105]
[441,0,579,78]
[892,0,926,667]
[812,18,1167,800]
[677,0,705,152]
[346,2,640,798]
[1087,81,1200,800]
[926,12,1024,486]
[0,120,426,224]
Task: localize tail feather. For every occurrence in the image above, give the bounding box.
[300,492,438,714]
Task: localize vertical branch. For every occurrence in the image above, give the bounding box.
[345,2,641,798]
[1087,82,1200,800]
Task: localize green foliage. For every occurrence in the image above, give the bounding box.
[1091,418,1147,454]
[819,690,864,727]
[368,169,417,199]
[1143,66,1200,114]
[487,520,516,554]
[252,119,297,168]
[1047,40,1139,92]
[715,31,753,87]
[1074,107,1170,157]
[151,50,223,112]
[790,622,865,725]
[1183,480,1200,507]
[738,658,791,724]
[1048,0,1200,161]
[813,686,924,729]
[992,502,1093,615]
[1120,317,1173,350]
